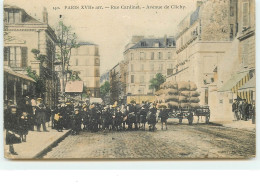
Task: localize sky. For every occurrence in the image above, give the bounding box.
[5,0,197,73]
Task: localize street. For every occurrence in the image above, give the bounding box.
[43,121,256,159]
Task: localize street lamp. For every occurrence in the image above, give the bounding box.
[87,89,91,105]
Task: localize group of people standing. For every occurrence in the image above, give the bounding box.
[53,101,170,135]
[232,99,255,124]
[4,96,52,155]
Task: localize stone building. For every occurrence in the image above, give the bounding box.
[69,42,100,98]
[124,35,176,96]
[167,0,238,107]
[215,0,255,120]
[3,4,59,107]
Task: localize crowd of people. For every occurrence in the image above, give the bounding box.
[53,101,169,135]
[232,99,255,124]
[4,97,169,155]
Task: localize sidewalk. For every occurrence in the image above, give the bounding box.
[4,127,70,159]
[211,119,256,132]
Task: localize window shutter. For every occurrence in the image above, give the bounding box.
[21,47,28,67]
[4,47,9,61]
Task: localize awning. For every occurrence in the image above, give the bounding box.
[4,67,36,82]
[218,71,250,92]
[238,77,255,92]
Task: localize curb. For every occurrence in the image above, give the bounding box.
[33,130,71,159]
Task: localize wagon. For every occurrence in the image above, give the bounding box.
[167,106,210,125]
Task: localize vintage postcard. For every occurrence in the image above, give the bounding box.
[3,0,255,159]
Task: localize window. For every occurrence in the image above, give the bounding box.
[131,75,135,83]
[159,64,163,71]
[6,10,20,24]
[140,75,145,83]
[96,80,99,87]
[150,63,154,70]
[205,89,208,105]
[242,2,249,28]
[167,52,172,59]
[7,46,26,68]
[75,59,78,66]
[151,52,154,60]
[140,52,145,60]
[141,41,146,47]
[158,52,163,60]
[95,69,100,77]
[230,6,234,17]
[95,58,100,65]
[95,47,99,56]
[167,69,173,76]
[242,41,249,66]
[140,64,144,71]
[131,53,134,60]
[230,24,234,39]
[131,64,134,72]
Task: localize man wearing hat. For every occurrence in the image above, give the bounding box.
[72,107,82,135]
[139,106,147,130]
[232,99,239,121]
[35,98,48,132]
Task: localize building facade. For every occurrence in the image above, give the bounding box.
[3,4,59,107]
[124,35,176,96]
[69,42,100,98]
[167,0,238,107]
[215,0,255,120]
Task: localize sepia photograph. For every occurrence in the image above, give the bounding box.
[3,0,256,159]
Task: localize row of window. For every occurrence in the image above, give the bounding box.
[73,58,100,66]
[130,63,174,72]
[130,75,156,84]
[130,51,172,60]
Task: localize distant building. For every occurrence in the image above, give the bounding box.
[3,4,59,107]
[70,42,100,98]
[124,35,176,96]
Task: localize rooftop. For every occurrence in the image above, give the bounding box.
[129,37,176,50]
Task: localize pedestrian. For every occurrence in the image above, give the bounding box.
[242,99,248,121]
[232,99,239,121]
[251,101,256,124]
[45,105,52,127]
[82,106,90,131]
[19,111,30,142]
[22,96,34,131]
[35,98,48,132]
[139,106,147,130]
[147,104,157,131]
[54,106,63,132]
[72,107,82,135]
[159,106,169,130]
[4,104,21,155]
[115,106,124,131]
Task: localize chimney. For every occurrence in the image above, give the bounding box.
[43,7,48,24]
[196,1,203,8]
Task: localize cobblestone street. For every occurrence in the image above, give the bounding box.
[44,122,256,159]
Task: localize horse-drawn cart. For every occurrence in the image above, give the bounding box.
[167,106,210,125]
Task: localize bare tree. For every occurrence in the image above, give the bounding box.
[55,20,78,94]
